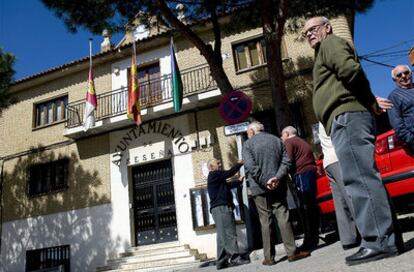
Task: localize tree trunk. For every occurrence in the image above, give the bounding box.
[258,0,292,133]
[157,0,234,94]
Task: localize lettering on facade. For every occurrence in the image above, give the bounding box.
[111,120,190,166]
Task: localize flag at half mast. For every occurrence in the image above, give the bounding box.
[127,42,142,126]
[83,39,97,132]
[170,37,183,112]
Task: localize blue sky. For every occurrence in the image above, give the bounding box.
[0,0,413,98]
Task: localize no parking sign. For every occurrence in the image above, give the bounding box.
[219,91,252,124]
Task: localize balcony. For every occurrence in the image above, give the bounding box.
[64,64,220,138]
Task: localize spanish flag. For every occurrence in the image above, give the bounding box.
[83,39,97,132]
[127,42,142,126]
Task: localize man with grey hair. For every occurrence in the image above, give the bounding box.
[281,126,319,251]
[304,16,399,265]
[388,64,414,146]
[243,121,310,265]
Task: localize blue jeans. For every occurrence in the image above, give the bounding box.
[331,111,396,252]
[293,169,319,247]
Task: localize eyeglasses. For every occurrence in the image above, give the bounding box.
[395,70,411,79]
[303,23,326,37]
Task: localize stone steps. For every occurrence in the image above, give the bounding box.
[96,243,208,272]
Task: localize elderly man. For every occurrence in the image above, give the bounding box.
[304,16,399,265]
[281,126,319,251]
[388,64,414,147]
[207,158,250,270]
[242,121,310,266]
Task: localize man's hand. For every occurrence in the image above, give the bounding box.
[237,160,244,165]
[376,96,393,110]
[266,177,280,190]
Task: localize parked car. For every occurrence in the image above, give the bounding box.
[316,129,414,229]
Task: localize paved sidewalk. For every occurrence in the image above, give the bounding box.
[181,216,414,272]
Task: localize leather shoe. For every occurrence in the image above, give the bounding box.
[345,247,398,266]
[216,261,228,270]
[262,259,276,266]
[288,250,310,262]
[229,256,250,267]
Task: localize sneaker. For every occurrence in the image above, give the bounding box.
[288,250,310,262]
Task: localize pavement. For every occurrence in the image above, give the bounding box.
[181,214,414,272]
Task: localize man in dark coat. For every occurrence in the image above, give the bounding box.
[243,121,310,266]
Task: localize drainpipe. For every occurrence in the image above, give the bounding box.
[0,160,4,255]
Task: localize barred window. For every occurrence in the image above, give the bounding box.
[28,159,69,196]
[26,245,70,272]
[34,96,68,128]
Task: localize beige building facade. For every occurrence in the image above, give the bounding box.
[0,14,353,272]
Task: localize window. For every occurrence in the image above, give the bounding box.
[34,96,68,128]
[28,159,69,196]
[233,37,267,72]
[26,245,70,272]
[127,63,161,106]
[233,37,288,72]
[190,186,244,230]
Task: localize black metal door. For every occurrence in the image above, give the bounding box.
[132,160,178,245]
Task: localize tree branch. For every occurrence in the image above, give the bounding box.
[205,1,222,63]
[156,0,213,58]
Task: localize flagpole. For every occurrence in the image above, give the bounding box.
[132,40,137,60]
[89,38,93,67]
[84,38,97,132]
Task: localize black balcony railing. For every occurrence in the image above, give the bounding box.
[66,64,217,128]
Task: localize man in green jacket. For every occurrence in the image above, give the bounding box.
[304,16,399,266]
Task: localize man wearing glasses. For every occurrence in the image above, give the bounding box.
[303,16,399,266]
[388,65,414,147]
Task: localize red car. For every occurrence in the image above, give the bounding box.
[316,129,414,224]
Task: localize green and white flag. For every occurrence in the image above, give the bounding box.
[170,37,183,112]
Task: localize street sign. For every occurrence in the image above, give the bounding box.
[224,122,249,136]
[219,91,252,124]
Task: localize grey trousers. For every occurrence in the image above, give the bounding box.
[331,111,396,252]
[211,205,239,264]
[253,193,296,260]
[325,162,358,246]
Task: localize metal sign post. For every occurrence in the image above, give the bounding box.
[220,91,253,251]
[233,128,254,252]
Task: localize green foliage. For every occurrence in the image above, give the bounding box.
[0,48,15,113]
[41,0,254,34]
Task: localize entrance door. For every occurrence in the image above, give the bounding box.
[132,160,178,246]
